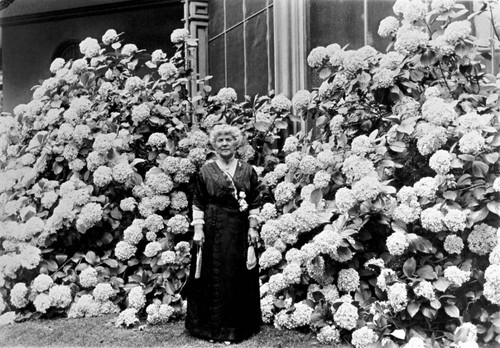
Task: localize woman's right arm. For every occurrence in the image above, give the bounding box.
[192,171,208,245]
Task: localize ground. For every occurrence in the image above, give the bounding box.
[0,315,331,348]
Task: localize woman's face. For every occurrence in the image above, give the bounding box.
[214,133,237,160]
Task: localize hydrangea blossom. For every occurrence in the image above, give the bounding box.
[458,131,485,154]
[34,293,52,313]
[292,90,311,110]
[260,247,282,269]
[387,282,408,312]
[444,266,471,287]
[429,150,452,175]
[271,94,292,111]
[274,182,296,206]
[79,266,98,288]
[333,302,358,330]
[115,308,139,327]
[337,268,360,293]
[414,177,438,199]
[342,155,377,184]
[93,283,115,302]
[414,280,436,301]
[443,20,471,44]
[317,325,341,345]
[352,176,382,202]
[128,286,146,310]
[420,207,444,232]
[10,283,29,308]
[260,203,278,221]
[32,274,53,293]
[394,26,429,55]
[216,87,237,104]
[283,263,302,284]
[307,46,328,68]
[467,223,497,255]
[351,327,378,348]
[170,28,190,43]
[167,215,189,234]
[102,29,118,45]
[115,241,137,260]
[378,16,399,37]
[158,62,178,80]
[444,234,464,254]
[79,37,100,58]
[48,285,72,308]
[386,232,409,255]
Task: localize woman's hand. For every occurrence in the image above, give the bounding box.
[193,225,205,245]
[248,227,259,245]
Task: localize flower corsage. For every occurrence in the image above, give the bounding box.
[238,192,248,212]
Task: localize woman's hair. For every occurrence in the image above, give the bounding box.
[209,124,242,147]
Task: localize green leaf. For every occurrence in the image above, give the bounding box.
[53,162,63,175]
[55,254,68,265]
[433,278,450,292]
[391,329,406,340]
[310,188,323,205]
[110,208,122,220]
[275,120,289,129]
[444,305,460,318]
[319,68,332,80]
[102,259,119,268]
[85,251,97,265]
[487,201,500,216]
[100,232,114,245]
[407,233,433,254]
[484,152,500,164]
[254,122,269,132]
[471,161,489,177]
[389,141,406,153]
[417,265,437,280]
[403,257,416,278]
[407,302,420,317]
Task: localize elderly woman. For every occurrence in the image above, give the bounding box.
[185,124,261,343]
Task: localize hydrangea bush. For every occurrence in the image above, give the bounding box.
[2,0,500,346]
[0,26,291,328]
[254,1,500,347]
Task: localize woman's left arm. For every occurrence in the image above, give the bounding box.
[247,167,260,244]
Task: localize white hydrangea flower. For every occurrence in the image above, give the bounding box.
[352,176,382,202]
[421,207,444,232]
[405,337,426,348]
[10,283,29,308]
[422,97,457,126]
[79,266,98,288]
[125,76,145,92]
[468,223,497,255]
[260,203,278,221]
[216,87,237,104]
[443,20,471,44]
[151,49,166,63]
[271,94,292,112]
[93,283,115,302]
[115,241,137,260]
[459,131,485,154]
[115,308,139,327]
[378,16,399,37]
[337,268,360,293]
[342,155,377,184]
[414,177,438,199]
[307,46,328,68]
[48,285,72,308]
[260,247,282,269]
[393,0,428,22]
[128,286,146,310]
[283,263,302,284]
[170,28,190,43]
[93,166,113,187]
[351,327,378,348]
[444,234,464,254]
[158,62,178,80]
[417,126,448,156]
[50,58,65,73]
[444,266,470,287]
[386,232,409,255]
[166,214,189,234]
[394,26,429,55]
[333,302,358,330]
[32,274,53,293]
[493,178,500,192]
[144,241,162,258]
[387,282,408,312]
[429,150,452,175]
[392,202,421,224]
[33,293,52,313]
[158,250,176,265]
[268,273,288,294]
[313,170,331,189]
[431,0,456,12]
[121,43,138,56]
[317,325,341,344]
[274,182,296,206]
[292,90,311,110]
[443,209,467,232]
[76,202,103,233]
[414,280,436,301]
[283,136,299,153]
[79,37,100,58]
[102,29,118,45]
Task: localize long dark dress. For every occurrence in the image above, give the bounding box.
[185,160,261,342]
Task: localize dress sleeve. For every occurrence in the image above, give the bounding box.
[248,166,261,211]
[192,170,209,212]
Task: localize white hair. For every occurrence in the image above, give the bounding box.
[209,124,242,147]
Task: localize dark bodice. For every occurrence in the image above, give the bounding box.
[193,160,260,212]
